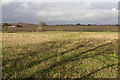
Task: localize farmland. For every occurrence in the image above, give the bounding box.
[2,31,118,78]
[43,25,118,32]
[2,25,118,32]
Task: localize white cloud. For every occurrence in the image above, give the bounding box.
[112,8,117,11]
[2,2,118,24]
[1,0,14,6]
[21,3,29,9]
[1,0,119,2]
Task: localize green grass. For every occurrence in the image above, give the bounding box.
[2,31,118,78]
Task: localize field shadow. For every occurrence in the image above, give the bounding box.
[3,39,92,78]
[3,38,118,78]
[81,63,117,78]
[29,42,116,78]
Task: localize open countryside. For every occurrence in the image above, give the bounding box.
[2,30,118,78]
[2,1,119,79]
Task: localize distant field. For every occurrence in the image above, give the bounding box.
[2,25,118,32]
[43,25,118,32]
[2,31,118,78]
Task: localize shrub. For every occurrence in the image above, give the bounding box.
[3,23,11,27]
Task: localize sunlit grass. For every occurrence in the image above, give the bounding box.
[2,31,118,78]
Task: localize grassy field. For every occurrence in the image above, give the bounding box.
[2,31,118,78]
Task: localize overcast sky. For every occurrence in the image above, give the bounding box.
[2,1,118,25]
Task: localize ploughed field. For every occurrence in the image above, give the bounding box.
[3,25,118,32]
[2,31,118,78]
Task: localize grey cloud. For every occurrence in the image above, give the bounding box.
[2,2,118,24]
